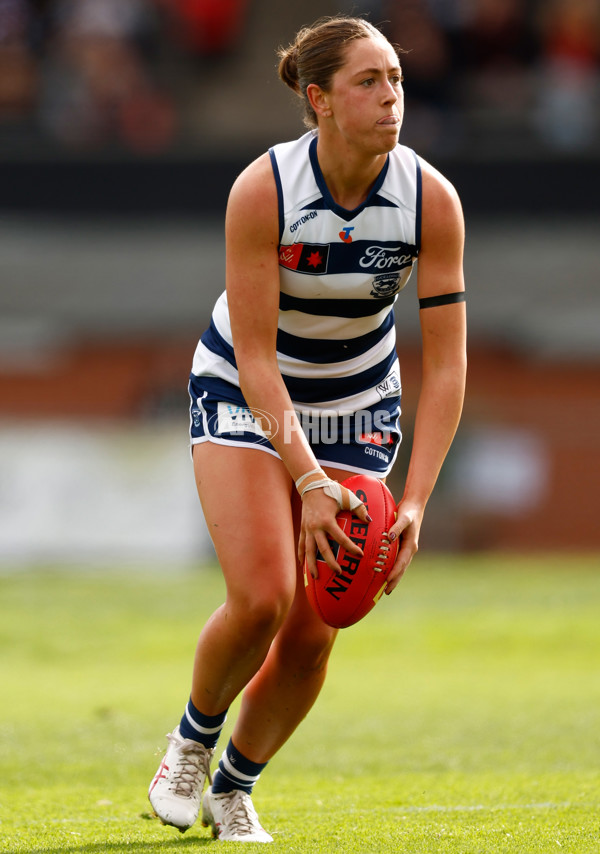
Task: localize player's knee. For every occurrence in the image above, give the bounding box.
[228,583,294,639]
[278,621,337,674]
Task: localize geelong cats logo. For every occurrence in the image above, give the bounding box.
[370,272,402,298]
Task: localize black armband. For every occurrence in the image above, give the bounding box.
[419,291,466,309]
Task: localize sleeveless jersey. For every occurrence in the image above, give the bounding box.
[191,131,421,414]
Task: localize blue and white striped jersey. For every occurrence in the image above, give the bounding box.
[191,130,421,415]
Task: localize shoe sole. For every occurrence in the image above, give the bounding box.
[151,810,191,834]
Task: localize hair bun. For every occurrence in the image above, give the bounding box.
[277,43,301,95]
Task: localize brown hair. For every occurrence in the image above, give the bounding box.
[278,16,396,129]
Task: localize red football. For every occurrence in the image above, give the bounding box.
[304,474,399,629]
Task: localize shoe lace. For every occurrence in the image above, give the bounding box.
[220,790,261,835]
[166,734,213,797]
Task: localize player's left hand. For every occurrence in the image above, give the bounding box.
[299,486,369,578]
[385,501,424,593]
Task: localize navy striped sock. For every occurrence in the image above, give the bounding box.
[178,697,228,749]
[211,738,268,795]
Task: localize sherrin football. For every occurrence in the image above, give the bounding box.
[304,474,398,629]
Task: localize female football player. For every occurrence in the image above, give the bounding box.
[148,15,466,842]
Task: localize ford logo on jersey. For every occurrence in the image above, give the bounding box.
[359,245,413,270]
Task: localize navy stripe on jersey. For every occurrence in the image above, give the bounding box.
[413,151,422,252]
[269,148,285,242]
[300,195,397,212]
[281,348,398,404]
[279,239,415,277]
[301,198,326,211]
[276,311,395,363]
[201,312,395,367]
[279,292,395,317]
[309,136,393,221]
[201,319,237,367]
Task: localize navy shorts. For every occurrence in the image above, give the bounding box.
[188,374,401,478]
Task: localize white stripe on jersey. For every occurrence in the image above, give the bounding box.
[212,292,233,343]
[277,306,393,341]
[191,338,238,385]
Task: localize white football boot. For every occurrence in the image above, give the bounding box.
[148,726,214,831]
[201,786,273,842]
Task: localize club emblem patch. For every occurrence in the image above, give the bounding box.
[370,273,401,298]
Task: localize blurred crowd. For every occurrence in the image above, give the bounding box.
[0,0,250,154]
[379,0,600,154]
[0,0,598,157]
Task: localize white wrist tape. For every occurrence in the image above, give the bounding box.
[294,469,323,492]
[295,469,364,512]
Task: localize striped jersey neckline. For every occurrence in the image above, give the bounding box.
[308,135,391,222]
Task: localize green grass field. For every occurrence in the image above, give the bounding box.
[1,555,599,853]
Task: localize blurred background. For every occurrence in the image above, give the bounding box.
[0,0,599,567]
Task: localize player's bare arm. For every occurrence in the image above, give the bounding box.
[386,161,467,592]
